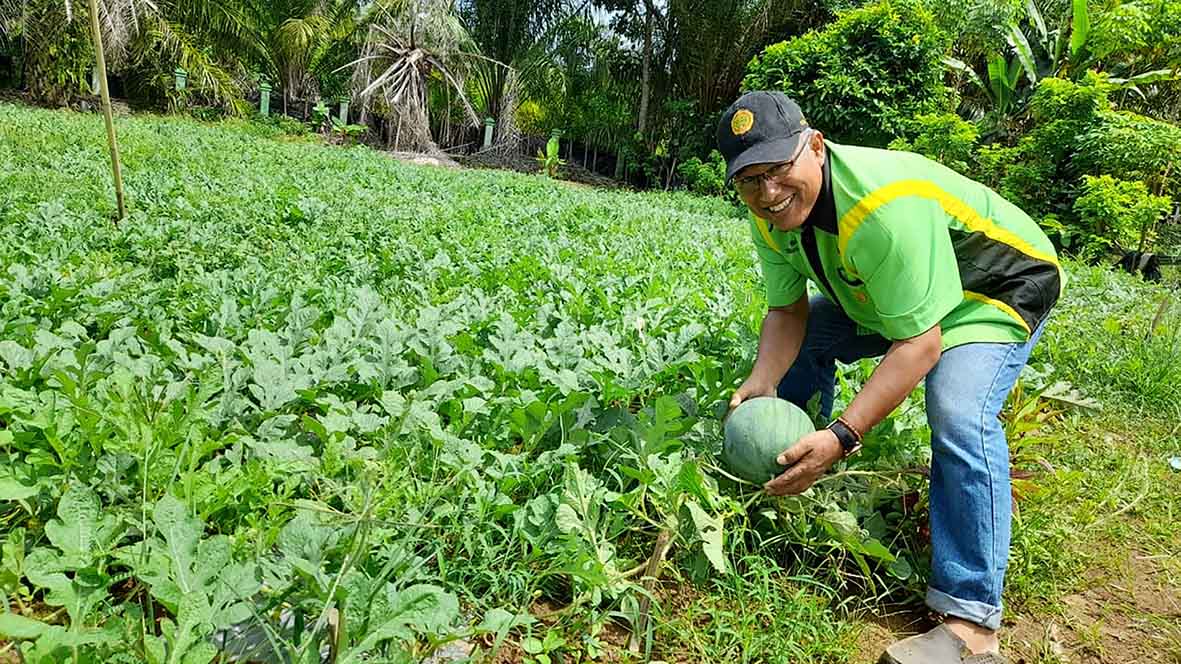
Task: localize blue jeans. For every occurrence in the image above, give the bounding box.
[777,295,1045,630]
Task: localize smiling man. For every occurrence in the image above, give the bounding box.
[719,91,1063,664]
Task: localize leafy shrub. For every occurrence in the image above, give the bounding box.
[981,75,1113,219]
[923,0,1025,61]
[1089,0,1155,61]
[267,114,311,136]
[742,0,952,147]
[677,150,739,204]
[537,132,566,177]
[1075,111,1181,199]
[1027,75,1112,129]
[516,99,550,136]
[191,105,229,122]
[887,112,979,174]
[1067,175,1171,254]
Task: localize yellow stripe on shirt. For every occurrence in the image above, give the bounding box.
[963,290,1032,334]
[836,180,1059,269]
[752,216,782,253]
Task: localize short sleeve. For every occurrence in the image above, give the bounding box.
[750,217,806,308]
[845,198,962,340]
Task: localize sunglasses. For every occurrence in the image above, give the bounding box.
[733,137,811,196]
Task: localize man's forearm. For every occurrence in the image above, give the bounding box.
[840,325,942,436]
[749,296,808,388]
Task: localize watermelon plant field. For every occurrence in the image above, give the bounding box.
[1,104,1179,663]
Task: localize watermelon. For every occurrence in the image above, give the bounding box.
[722,397,815,483]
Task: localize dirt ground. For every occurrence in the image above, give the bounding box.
[854,551,1181,664]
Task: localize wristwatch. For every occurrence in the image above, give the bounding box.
[826,417,863,458]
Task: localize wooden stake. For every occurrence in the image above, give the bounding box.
[628,528,674,654]
[87,0,126,221]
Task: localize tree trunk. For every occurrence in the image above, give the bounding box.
[592,146,598,173]
[638,5,654,138]
[87,0,126,221]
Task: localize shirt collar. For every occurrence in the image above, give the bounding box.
[802,152,837,234]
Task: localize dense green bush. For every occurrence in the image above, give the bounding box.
[977,75,1112,220]
[887,112,979,175]
[742,0,952,147]
[1076,111,1181,199]
[1066,175,1172,255]
[677,150,732,201]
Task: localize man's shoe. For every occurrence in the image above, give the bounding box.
[878,624,1008,664]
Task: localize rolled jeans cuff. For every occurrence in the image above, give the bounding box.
[926,587,1003,631]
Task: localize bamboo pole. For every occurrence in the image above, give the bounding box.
[86,0,126,221]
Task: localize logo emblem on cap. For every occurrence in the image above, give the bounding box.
[731,109,755,136]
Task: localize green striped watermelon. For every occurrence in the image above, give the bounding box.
[722,397,815,483]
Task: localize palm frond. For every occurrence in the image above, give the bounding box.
[0,0,26,36]
[348,0,490,151]
[138,12,248,114]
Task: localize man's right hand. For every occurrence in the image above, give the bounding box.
[727,378,777,417]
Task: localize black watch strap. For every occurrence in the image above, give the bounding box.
[827,418,862,456]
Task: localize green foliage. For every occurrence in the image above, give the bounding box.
[330,118,367,145]
[21,0,93,106]
[887,112,980,174]
[676,149,737,203]
[942,0,1181,132]
[0,104,758,661]
[252,112,311,136]
[743,0,953,146]
[1075,110,1181,198]
[923,0,1025,63]
[1067,174,1171,253]
[654,559,858,660]
[1090,0,1153,62]
[975,74,1181,255]
[537,133,566,177]
[981,75,1111,219]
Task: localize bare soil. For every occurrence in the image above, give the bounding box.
[852,551,1181,664]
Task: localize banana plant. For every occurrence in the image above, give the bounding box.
[947,0,1178,124]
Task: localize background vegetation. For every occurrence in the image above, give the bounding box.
[2,0,1178,255]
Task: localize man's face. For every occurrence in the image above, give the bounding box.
[734,131,825,232]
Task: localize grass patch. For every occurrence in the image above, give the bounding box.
[655,557,859,663]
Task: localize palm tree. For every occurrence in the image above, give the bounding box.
[260,0,361,116]
[348,0,489,152]
[459,0,569,143]
[120,0,261,113]
[1,0,261,111]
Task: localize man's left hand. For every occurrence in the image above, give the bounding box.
[763,428,844,496]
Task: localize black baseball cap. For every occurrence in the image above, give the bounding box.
[717,91,810,185]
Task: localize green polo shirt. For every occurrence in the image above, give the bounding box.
[752,141,1063,350]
